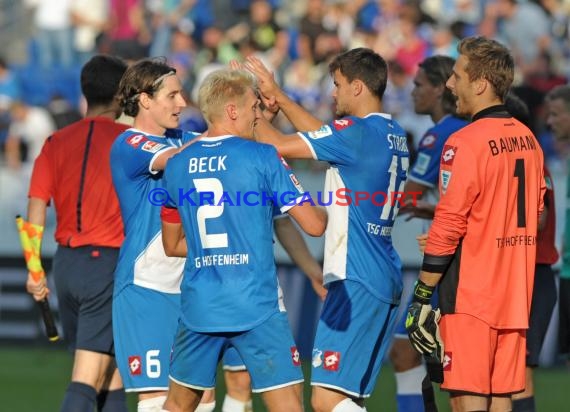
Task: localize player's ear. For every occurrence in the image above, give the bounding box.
[352,79,364,96]
[226,102,238,120]
[475,78,487,95]
[436,83,446,99]
[139,92,151,110]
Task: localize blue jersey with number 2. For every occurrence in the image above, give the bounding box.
[163,135,305,333]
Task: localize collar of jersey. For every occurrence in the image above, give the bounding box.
[200,135,233,142]
[364,113,392,120]
[126,127,167,138]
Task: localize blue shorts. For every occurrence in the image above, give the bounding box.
[311,280,399,398]
[222,346,246,371]
[169,311,303,392]
[113,285,180,392]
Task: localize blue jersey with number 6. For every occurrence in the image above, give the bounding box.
[163,136,305,333]
[298,114,409,304]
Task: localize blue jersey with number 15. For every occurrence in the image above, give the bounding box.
[163,135,305,333]
[298,114,409,304]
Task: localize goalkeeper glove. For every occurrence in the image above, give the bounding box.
[405,280,443,361]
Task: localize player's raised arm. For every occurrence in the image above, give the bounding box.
[244,55,323,132]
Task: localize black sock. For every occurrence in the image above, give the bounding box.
[97,388,128,412]
[512,396,535,412]
[61,382,97,412]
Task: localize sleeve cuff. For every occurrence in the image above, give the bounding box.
[421,253,454,273]
[160,206,181,223]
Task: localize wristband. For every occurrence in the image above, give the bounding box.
[412,279,435,304]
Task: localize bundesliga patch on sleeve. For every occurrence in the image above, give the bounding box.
[441,170,452,194]
[141,140,167,153]
[289,173,304,193]
[412,152,431,176]
[278,153,291,170]
[332,118,354,130]
[441,145,458,165]
[126,134,148,148]
[307,125,333,139]
[545,175,553,190]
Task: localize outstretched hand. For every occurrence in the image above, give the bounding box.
[244,56,280,100]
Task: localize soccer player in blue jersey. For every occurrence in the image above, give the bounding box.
[110,59,215,412]
[246,48,409,412]
[159,68,327,412]
[390,55,468,412]
[221,214,327,412]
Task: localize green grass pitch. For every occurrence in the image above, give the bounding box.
[2,346,568,411]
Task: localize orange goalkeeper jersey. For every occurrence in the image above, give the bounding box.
[422,106,545,329]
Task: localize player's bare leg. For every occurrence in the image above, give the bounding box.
[261,383,303,412]
[312,386,365,412]
[138,391,168,412]
[62,349,127,412]
[223,370,253,411]
[512,367,534,411]
[162,380,202,412]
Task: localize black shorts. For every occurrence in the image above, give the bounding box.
[527,264,557,366]
[559,277,570,355]
[53,245,119,355]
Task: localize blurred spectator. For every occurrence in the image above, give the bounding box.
[148,0,195,58]
[0,57,22,101]
[485,0,551,75]
[299,0,329,53]
[46,95,83,130]
[106,0,150,61]
[430,24,460,57]
[70,0,109,65]
[167,29,197,94]
[249,0,280,51]
[4,101,56,170]
[384,60,432,143]
[25,0,75,70]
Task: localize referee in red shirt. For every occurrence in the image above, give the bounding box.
[26,55,129,412]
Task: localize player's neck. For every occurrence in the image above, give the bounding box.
[86,105,118,120]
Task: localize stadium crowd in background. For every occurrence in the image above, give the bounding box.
[1,0,570,169]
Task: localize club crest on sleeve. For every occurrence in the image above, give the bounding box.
[323,351,341,371]
[141,141,167,153]
[441,145,458,165]
[420,133,437,148]
[291,346,301,366]
[333,118,354,130]
[126,134,147,148]
[307,125,333,139]
[128,355,142,375]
